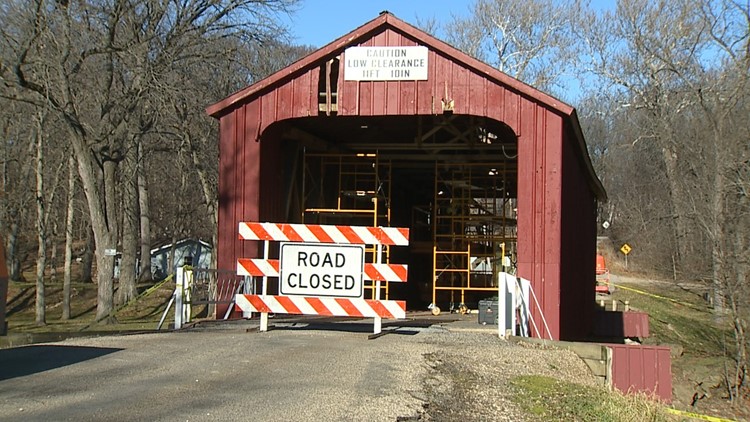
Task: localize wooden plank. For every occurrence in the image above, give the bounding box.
[218,112,236,272]
[468,75,486,117]
[276,80,293,121]
[292,69,313,117]
[242,101,262,259]
[452,62,470,114]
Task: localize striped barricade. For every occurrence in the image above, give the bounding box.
[237,221,410,333]
[235,294,406,319]
[239,222,409,246]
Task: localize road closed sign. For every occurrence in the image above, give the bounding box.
[279,243,364,298]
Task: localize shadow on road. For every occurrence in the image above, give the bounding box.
[0,345,122,381]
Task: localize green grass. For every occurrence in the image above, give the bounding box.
[609,280,750,421]
[510,375,670,422]
[5,279,176,334]
[611,282,733,357]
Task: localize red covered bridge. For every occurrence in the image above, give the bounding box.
[206,12,606,341]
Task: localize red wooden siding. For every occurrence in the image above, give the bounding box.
[516,103,564,339]
[559,124,598,339]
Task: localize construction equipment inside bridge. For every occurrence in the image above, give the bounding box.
[275,114,518,314]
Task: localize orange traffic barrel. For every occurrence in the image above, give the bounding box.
[596,254,608,274]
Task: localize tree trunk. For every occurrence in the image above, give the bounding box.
[6,222,22,282]
[660,137,689,275]
[62,154,75,320]
[35,242,46,326]
[93,159,118,321]
[188,136,218,270]
[137,140,153,282]
[49,231,57,282]
[81,226,94,283]
[68,128,117,322]
[729,283,748,399]
[168,169,188,275]
[168,235,177,275]
[710,168,727,313]
[117,145,138,304]
[34,120,46,326]
[93,239,115,322]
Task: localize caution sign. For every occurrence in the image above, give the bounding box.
[620,243,632,255]
[344,46,428,81]
[279,243,364,298]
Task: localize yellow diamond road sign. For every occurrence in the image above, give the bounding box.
[620,243,632,255]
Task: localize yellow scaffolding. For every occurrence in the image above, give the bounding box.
[301,152,393,299]
[431,162,517,314]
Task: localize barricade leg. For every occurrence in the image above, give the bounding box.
[373,244,383,335]
[260,240,269,332]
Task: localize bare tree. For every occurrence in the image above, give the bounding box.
[0,0,298,321]
[136,138,152,282]
[117,139,138,304]
[0,100,37,283]
[577,0,750,400]
[441,0,583,94]
[33,112,46,325]
[62,152,75,320]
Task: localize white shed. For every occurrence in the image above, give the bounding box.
[150,239,212,279]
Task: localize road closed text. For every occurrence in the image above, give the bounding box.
[286,273,357,291]
[279,243,364,298]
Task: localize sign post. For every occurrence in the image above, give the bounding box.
[260,240,270,332]
[620,243,632,269]
[175,266,184,329]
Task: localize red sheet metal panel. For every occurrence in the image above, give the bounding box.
[609,344,672,403]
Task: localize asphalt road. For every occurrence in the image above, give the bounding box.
[0,319,438,422]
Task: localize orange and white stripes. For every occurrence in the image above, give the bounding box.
[237,258,408,282]
[235,294,406,319]
[238,222,409,246]
[236,221,410,328]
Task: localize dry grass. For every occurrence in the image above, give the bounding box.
[509,375,671,421]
